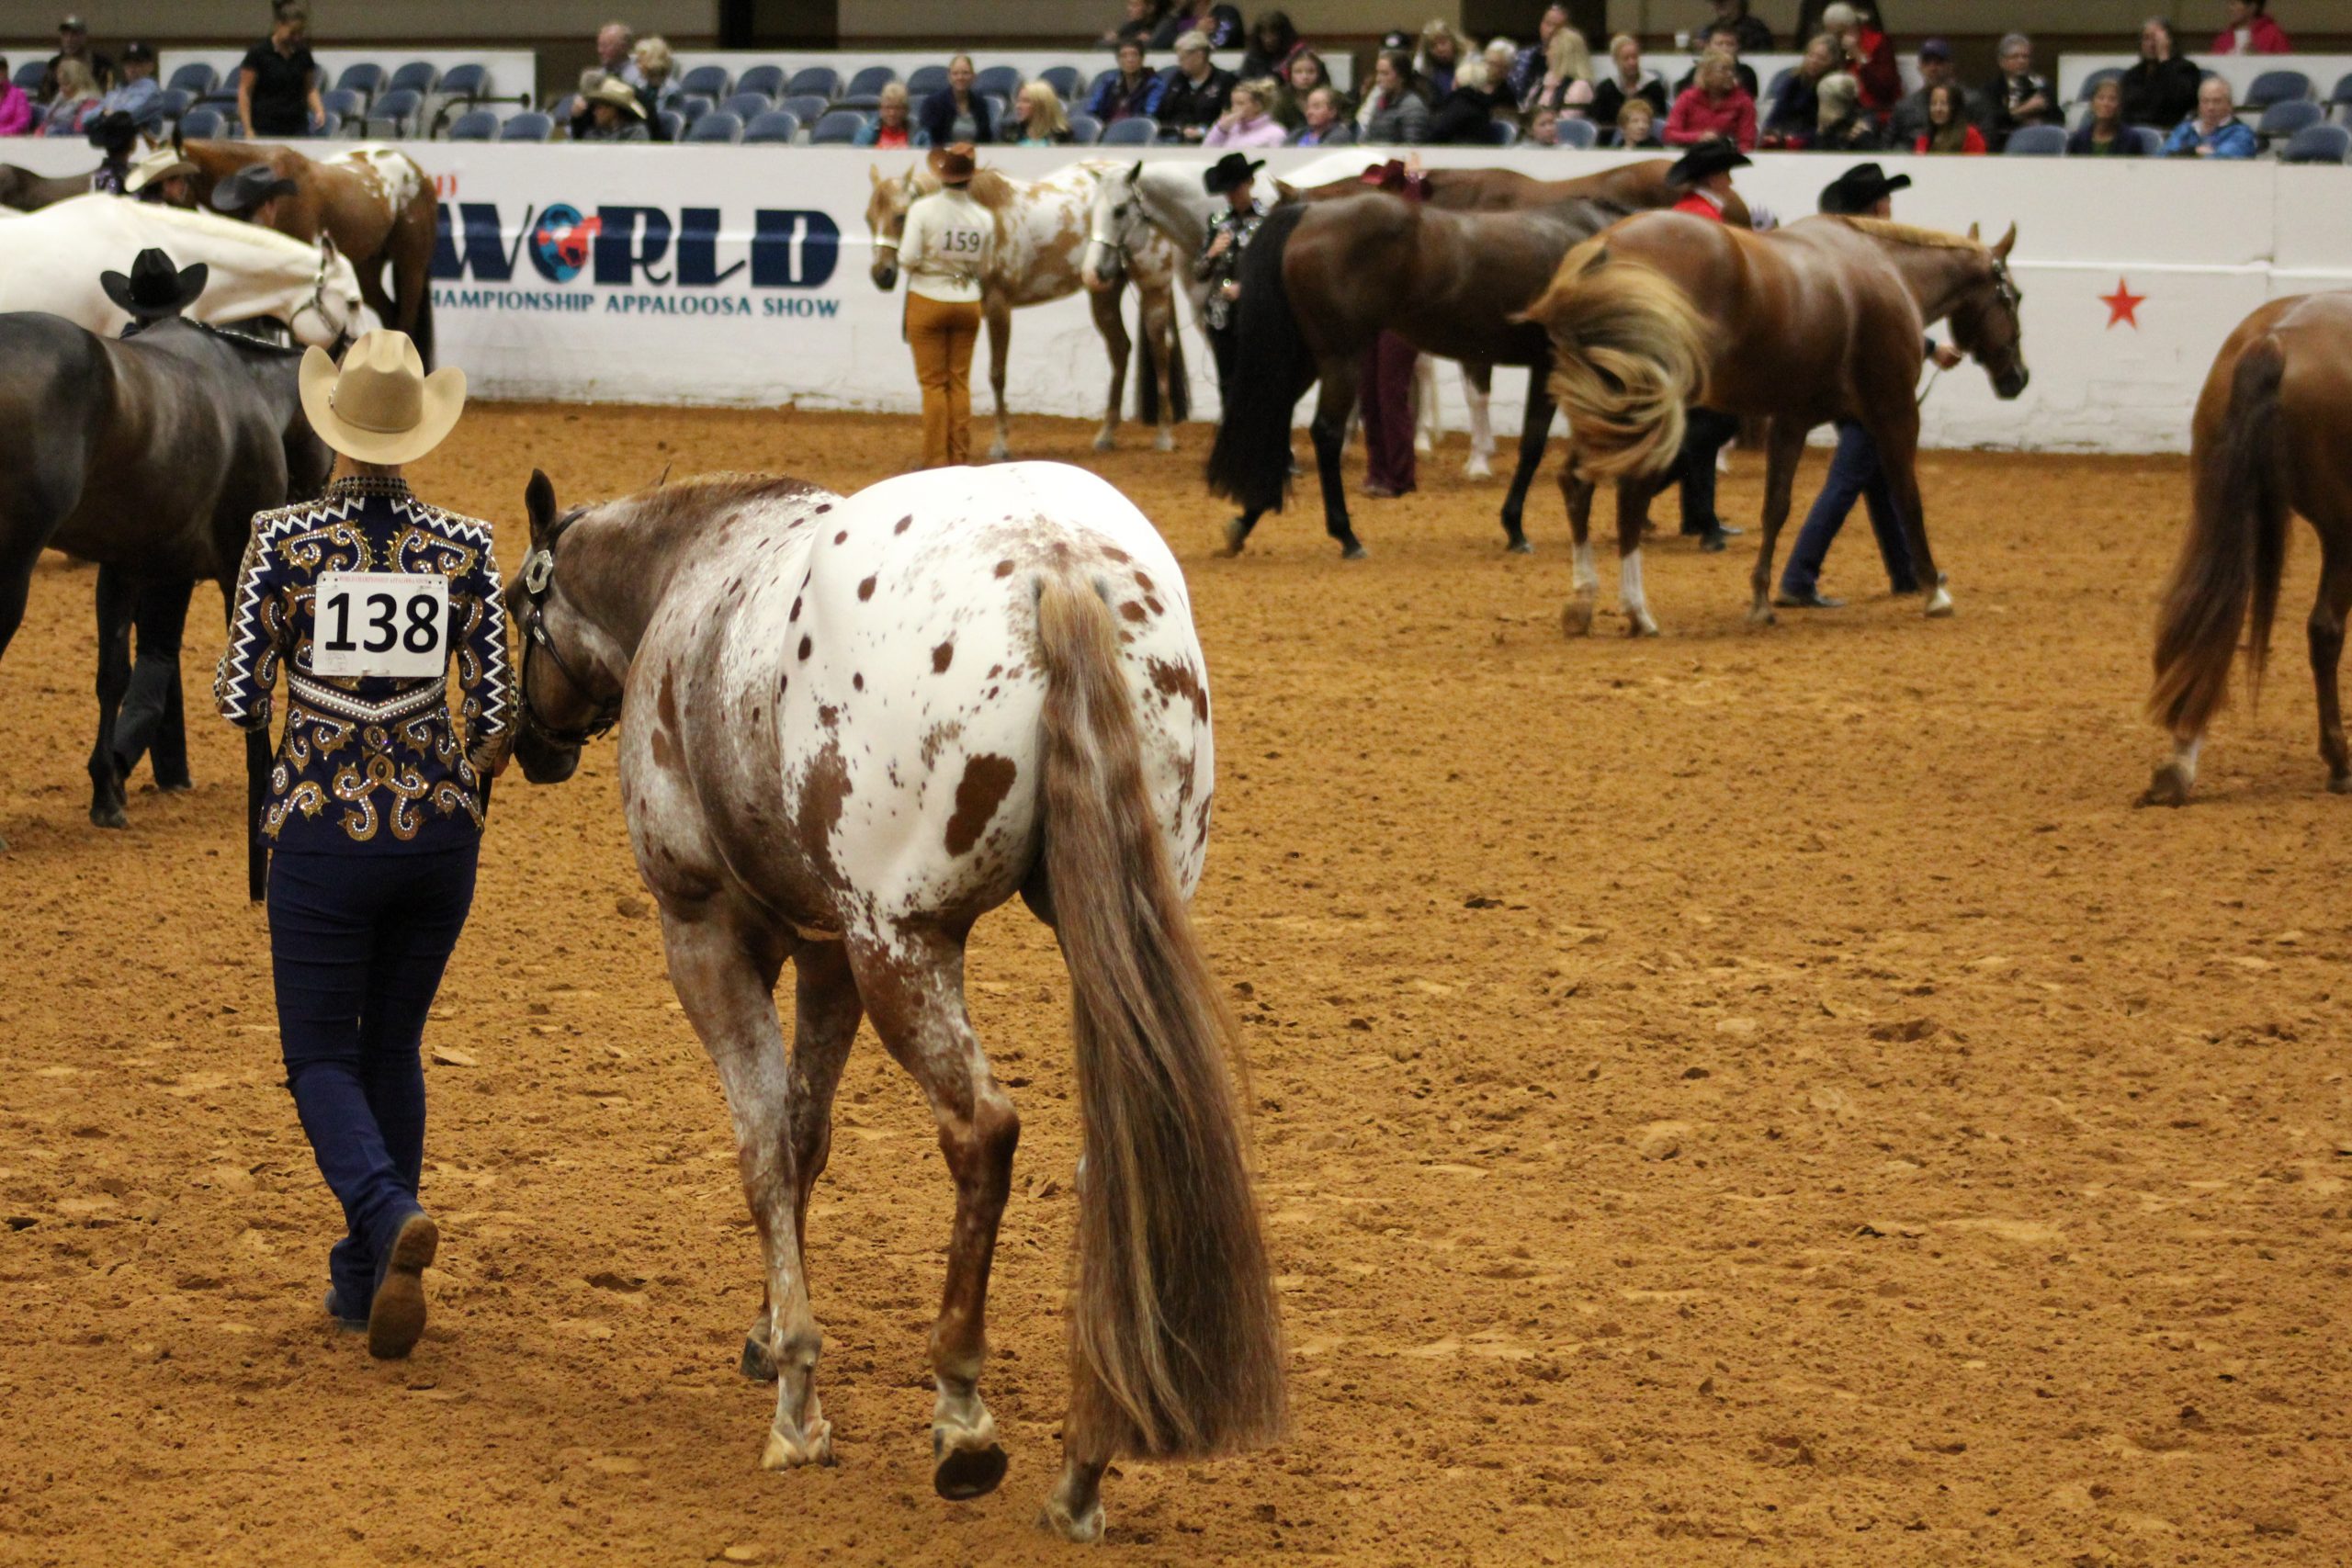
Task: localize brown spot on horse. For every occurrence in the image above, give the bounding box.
[858,575,877,601]
[932,640,956,673]
[1147,658,1210,721]
[944,753,1019,857]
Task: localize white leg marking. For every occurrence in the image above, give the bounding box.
[1572,540,1599,594]
[1464,373,1494,478]
[1622,547,1659,637]
[1925,581,1954,617]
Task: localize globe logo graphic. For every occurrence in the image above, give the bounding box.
[531,204,601,283]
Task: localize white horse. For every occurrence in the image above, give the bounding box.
[0,194,364,347]
[505,461,1283,1541]
[1085,155,1497,474]
[866,160,1191,457]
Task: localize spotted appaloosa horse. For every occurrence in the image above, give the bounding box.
[506,464,1283,1540]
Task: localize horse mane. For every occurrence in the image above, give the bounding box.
[126,314,306,358]
[624,472,830,531]
[1833,216,1984,254]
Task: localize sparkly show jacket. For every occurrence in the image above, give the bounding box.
[214,475,509,852]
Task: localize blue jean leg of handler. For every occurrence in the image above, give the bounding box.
[1779,420,1920,598]
[267,844,479,1311]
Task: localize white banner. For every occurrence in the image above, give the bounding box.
[6,141,2350,454]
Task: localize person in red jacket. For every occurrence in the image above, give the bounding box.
[1821,1,1900,119]
[2212,0,2292,54]
[1665,141,1748,551]
[1914,82,1986,152]
[1664,49,1757,148]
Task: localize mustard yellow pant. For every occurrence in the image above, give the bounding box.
[907,293,983,468]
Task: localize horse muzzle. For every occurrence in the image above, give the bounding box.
[515,730,582,785]
[1995,367,2030,400]
[870,263,899,291]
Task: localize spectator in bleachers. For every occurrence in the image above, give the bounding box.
[1088,39,1167,123]
[1361,49,1432,145]
[2122,18,2202,130]
[1983,33,2055,149]
[1664,49,1756,150]
[920,54,999,146]
[0,61,28,136]
[240,2,324,139]
[1159,4,1243,49]
[1286,84,1351,144]
[633,36,674,102]
[1819,3,1899,121]
[1430,54,1505,143]
[574,76,650,141]
[1482,38,1519,98]
[1674,26,1758,100]
[1707,0,1776,54]
[1527,28,1595,119]
[1914,83,1985,153]
[1103,0,1167,51]
[1608,96,1664,148]
[96,42,162,132]
[1814,71,1885,150]
[1156,31,1237,143]
[1590,34,1668,131]
[1417,21,1465,98]
[1527,104,1559,144]
[2165,74,2259,156]
[39,15,114,104]
[1272,48,1331,129]
[2212,0,2291,54]
[1204,78,1286,148]
[2067,78,2143,155]
[1239,11,1299,79]
[1510,5,1568,107]
[40,58,100,135]
[595,22,644,87]
[1890,40,1985,146]
[854,82,919,147]
[1012,80,1075,145]
[1760,32,1838,147]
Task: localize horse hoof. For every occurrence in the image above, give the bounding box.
[1092,433,1115,453]
[1626,615,1661,638]
[1560,598,1594,637]
[760,1418,835,1471]
[1340,542,1369,561]
[1506,537,1533,556]
[1747,604,1777,627]
[1039,1497,1106,1544]
[1924,585,1955,617]
[987,444,1012,463]
[91,805,128,830]
[1154,431,1175,453]
[933,1441,1009,1501]
[1466,458,1493,479]
[740,1334,777,1382]
[1220,517,1250,558]
[2138,765,2193,808]
[2330,773,2352,795]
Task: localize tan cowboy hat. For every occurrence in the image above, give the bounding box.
[124,148,198,195]
[300,331,467,466]
[584,74,646,117]
[927,142,977,185]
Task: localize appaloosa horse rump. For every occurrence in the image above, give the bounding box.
[507,464,1282,1540]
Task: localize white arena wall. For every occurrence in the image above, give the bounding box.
[7,141,2351,454]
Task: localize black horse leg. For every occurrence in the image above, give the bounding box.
[86,563,137,829]
[0,553,35,852]
[1308,357,1365,558]
[1497,370,1554,554]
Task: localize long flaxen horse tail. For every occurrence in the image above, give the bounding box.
[1204,200,1316,516]
[1513,234,1710,480]
[1033,577,1285,1463]
[2148,334,2290,739]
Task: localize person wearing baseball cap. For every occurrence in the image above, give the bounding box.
[894,144,992,468]
[1890,37,1985,146]
[40,14,116,104]
[1771,164,1962,611]
[95,39,164,131]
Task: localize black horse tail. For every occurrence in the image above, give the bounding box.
[2149,333,2290,739]
[1205,200,1314,514]
[410,281,436,372]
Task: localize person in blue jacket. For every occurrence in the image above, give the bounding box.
[918,53,998,145]
[2164,76,2258,158]
[1087,38,1167,123]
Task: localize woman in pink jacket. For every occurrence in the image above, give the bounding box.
[0,60,30,136]
[1664,50,1757,149]
[1204,79,1290,149]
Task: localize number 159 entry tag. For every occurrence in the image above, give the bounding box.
[311,571,450,680]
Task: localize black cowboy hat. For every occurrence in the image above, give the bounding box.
[1667,141,1751,185]
[1818,161,1912,215]
[85,109,138,153]
[100,247,209,320]
[1202,152,1262,196]
[211,162,298,215]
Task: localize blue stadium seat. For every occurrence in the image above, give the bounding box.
[1067,111,1101,144]
[2257,98,2324,142]
[678,63,732,99]
[368,86,424,136]
[2075,66,2122,104]
[808,109,869,144]
[1100,115,1157,145]
[498,110,553,141]
[845,64,897,98]
[736,63,786,99]
[447,107,499,140]
[2333,71,2352,116]
[2281,122,2352,163]
[723,90,775,119]
[389,62,440,97]
[673,92,715,126]
[322,86,368,123]
[165,62,218,96]
[2127,125,2165,155]
[179,107,225,139]
[973,64,1023,101]
[334,62,386,103]
[1554,117,1597,149]
[1489,119,1520,146]
[684,109,743,143]
[11,59,41,94]
[2244,69,2312,108]
[154,86,192,123]
[2003,124,2069,155]
[657,109,684,141]
[782,93,830,123]
[437,62,491,102]
[1040,65,1083,103]
[981,94,1009,122]
[832,93,881,111]
[786,65,842,101]
[907,64,950,98]
[742,109,801,144]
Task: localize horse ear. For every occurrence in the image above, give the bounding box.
[1967,221,1981,242]
[1992,222,2017,261]
[868,163,881,187]
[1128,159,1144,185]
[526,469,557,541]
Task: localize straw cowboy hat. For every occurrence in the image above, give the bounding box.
[583,74,645,117]
[299,331,468,466]
[124,148,198,196]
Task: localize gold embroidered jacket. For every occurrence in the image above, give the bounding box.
[214,475,509,852]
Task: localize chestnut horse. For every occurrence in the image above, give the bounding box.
[2144,292,2352,805]
[505,464,1281,1540]
[1519,214,2028,635]
[175,139,437,367]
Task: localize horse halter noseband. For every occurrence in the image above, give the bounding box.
[515,518,624,749]
[286,243,341,344]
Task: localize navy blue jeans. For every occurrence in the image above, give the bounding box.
[1780,420,1919,597]
[267,844,479,1309]
[1677,408,1741,534]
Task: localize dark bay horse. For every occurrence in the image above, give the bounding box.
[1518,214,2027,635]
[0,163,95,210]
[1204,190,1637,559]
[176,139,438,367]
[0,313,331,881]
[506,463,1281,1540]
[2144,292,2352,805]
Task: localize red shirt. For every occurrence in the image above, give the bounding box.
[2211,17,2292,53]
[1851,27,1902,114]
[1664,85,1757,149]
[1672,190,1726,221]
[1915,124,1986,155]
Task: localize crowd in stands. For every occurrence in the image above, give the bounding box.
[2,0,2342,161]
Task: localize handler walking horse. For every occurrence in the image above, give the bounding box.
[506,464,1281,1540]
[1518,214,2028,635]
[2144,293,2352,805]
[867,160,1191,457]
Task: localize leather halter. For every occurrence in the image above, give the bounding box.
[514,514,624,749]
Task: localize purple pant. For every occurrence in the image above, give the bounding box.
[1360,333,1418,495]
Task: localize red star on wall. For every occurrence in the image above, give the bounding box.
[2100,277,2146,330]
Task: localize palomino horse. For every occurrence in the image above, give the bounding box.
[505,464,1282,1540]
[1204,188,1636,559]
[866,160,1190,457]
[0,195,363,344]
[2144,292,2352,805]
[0,162,97,210]
[175,140,438,367]
[1518,214,2028,635]
[0,313,332,878]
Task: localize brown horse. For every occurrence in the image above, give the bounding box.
[0,163,96,210]
[2144,292,2352,805]
[1518,214,2027,635]
[175,139,437,367]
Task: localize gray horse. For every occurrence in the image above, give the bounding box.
[0,311,332,885]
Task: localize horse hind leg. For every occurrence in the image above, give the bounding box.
[1412,355,1439,456]
[984,298,1015,462]
[1747,419,1812,626]
[846,922,1019,1502]
[1464,362,1496,479]
[1617,477,1665,637]
[2308,531,2352,794]
[86,564,138,829]
[1558,466,1600,636]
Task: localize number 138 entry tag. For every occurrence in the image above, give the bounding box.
[311,571,450,680]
